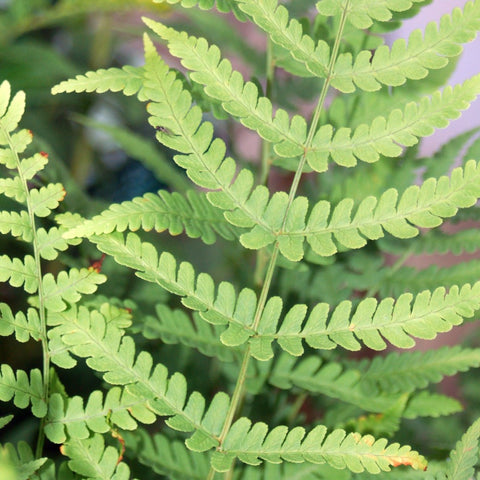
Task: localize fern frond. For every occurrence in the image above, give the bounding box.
[317,0,429,29]
[241,462,352,480]
[49,304,229,452]
[259,283,480,357]
[403,391,462,419]
[40,268,107,313]
[64,190,240,245]
[61,434,131,480]
[0,365,47,417]
[0,81,26,141]
[269,353,396,413]
[330,0,480,92]
[211,419,427,473]
[143,305,238,362]
[241,160,480,261]
[360,346,480,394]
[0,442,47,480]
[29,184,66,218]
[306,76,480,171]
[0,210,32,242]
[51,66,145,96]
[44,388,156,444]
[234,0,330,79]
[444,418,480,480]
[125,429,211,479]
[0,255,37,293]
[90,232,259,340]
[0,304,41,342]
[145,19,310,160]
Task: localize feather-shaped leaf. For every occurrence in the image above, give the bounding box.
[61,434,131,480]
[211,420,427,473]
[64,190,239,244]
[156,0,248,20]
[0,255,37,293]
[0,211,32,242]
[0,442,47,480]
[0,304,41,343]
[0,365,46,417]
[29,184,66,218]
[44,388,156,444]
[49,304,229,452]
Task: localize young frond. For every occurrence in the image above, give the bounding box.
[61,434,131,480]
[64,190,240,245]
[211,419,427,473]
[360,346,480,394]
[126,429,211,479]
[317,0,429,29]
[51,66,145,97]
[257,283,480,358]
[0,365,47,417]
[444,418,480,480]
[241,160,480,261]
[331,0,480,92]
[143,305,238,362]
[44,388,156,444]
[49,304,229,452]
[0,304,41,343]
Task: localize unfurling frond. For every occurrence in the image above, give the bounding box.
[64,190,240,244]
[211,419,427,473]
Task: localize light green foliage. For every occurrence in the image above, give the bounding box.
[2,0,480,478]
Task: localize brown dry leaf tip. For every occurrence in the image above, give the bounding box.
[60,188,67,201]
[27,130,33,137]
[111,429,126,464]
[39,151,48,158]
[89,253,106,273]
[59,445,66,455]
[388,454,427,470]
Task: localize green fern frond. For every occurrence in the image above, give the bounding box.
[241,160,480,261]
[51,66,145,96]
[241,462,352,480]
[44,388,156,444]
[260,282,480,357]
[0,442,47,480]
[36,227,73,261]
[330,0,480,92]
[61,434,131,480]
[64,190,240,244]
[49,304,229,452]
[156,0,248,20]
[0,365,47,417]
[0,211,32,242]
[317,0,429,29]
[211,419,427,473]
[444,417,480,480]
[0,81,26,140]
[143,305,238,362]
[306,75,480,171]
[360,346,480,394]
[90,232,259,339]
[125,429,211,479]
[145,18,310,161]
[0,304,41,343]
[0,255,37,293]
[403,391,462,419]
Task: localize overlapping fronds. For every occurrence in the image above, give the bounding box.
[0,442,47,480]
[0,365,47,417]
[64,190,240,244]
[61,434,131,480]
[360,346,480,394]
[44,388,156,444]
[317,0,429,29]
[51,66,144,96]
[0,304,41,342]
[211,419,427,473]
[256,283,480,358]
[48,304,229,452]
[240,462,352,480]
[143,305,238,362]
[125,429,211,479]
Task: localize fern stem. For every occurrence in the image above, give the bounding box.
[209,7,350,477]
[2,127,50,458]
